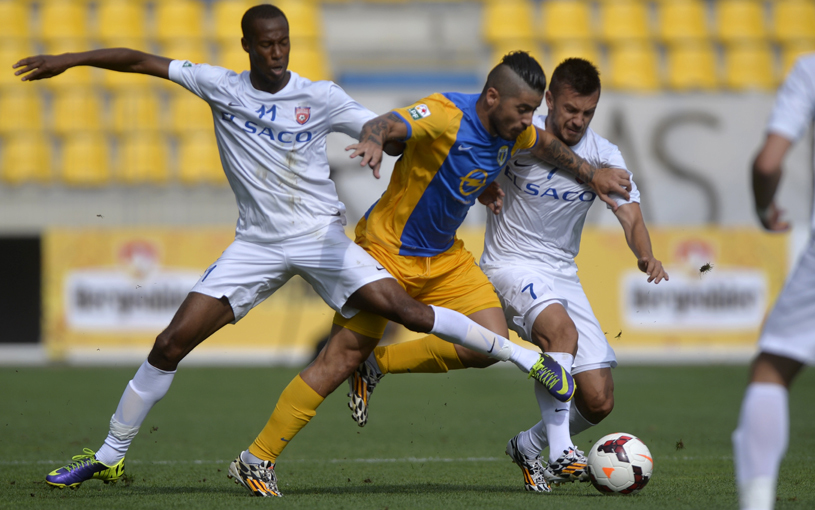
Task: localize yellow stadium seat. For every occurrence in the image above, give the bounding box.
[0,41,34,88]
[217,44,250,74]
[43,40,95,88]
[96,0,147,43]
[52,89,104,134]
[39,0,89,42]
[483,0,535,44]
[111,90,162,133]
[599,0,650,43]
[275,0,323,41]
[61,133,110,186]
[0,1,30,40]
[289,42,331,81]
[781,41,815,77]
[178,131,226,185]
[666,43,718,90]
[0,89,44,133]
[116,133,169,184]
[658,0,709,42]
[1,133,52,184]
[168,92,213,135]
[773,0,815,43]
[161,41,208,65]
[547,41,601,72]
[716,0,766,43]
[540,0,592,43]
[212,0,255,44]
[724,43,775,90]
[608,43,660,91]
[154,0,205,43]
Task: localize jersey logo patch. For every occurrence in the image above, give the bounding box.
[459,169,488,196]
[182,61,193,67]
[408,104,431,120]
[497,146,509,166]
[295,106,311,125]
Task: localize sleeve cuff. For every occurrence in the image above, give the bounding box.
[392,111,412,141]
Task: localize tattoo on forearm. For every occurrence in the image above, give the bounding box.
[361,112,401,146]
[543,138,595,183]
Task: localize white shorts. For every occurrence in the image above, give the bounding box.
[758,237,815,365]
[483,264,617,375]
[191,221,394,322]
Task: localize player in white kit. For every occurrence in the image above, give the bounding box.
[480,58,667,491]
[348,58,667,492]
[732,53,815,510]
[15,5,583,496]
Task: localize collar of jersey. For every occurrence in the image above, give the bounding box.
[244,70,299,97]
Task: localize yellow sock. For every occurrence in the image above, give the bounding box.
[248,374,324,462]
[374,335,465,374]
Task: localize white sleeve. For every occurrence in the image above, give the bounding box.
[767,56,815,143]
[597,138,641,208]
[168,60,232,102]
[327,82,377,139]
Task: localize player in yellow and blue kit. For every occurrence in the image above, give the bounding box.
[237,52,633,493]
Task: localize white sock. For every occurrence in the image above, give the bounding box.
[429,305,539,372]
[95,361,176,466]
[733,383,788,510]
[520,404,597,456]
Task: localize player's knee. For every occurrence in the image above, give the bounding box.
[150,330,188,368]
[582,393,614,423]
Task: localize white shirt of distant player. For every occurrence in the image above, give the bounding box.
[169,60,376,243]
[481,115,640,272]
[766,53,815,231]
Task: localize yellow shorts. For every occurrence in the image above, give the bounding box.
[333,239,501,339]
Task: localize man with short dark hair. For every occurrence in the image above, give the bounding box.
[240,51,633,496]
[15,7,624,496]
[348,58,666,493]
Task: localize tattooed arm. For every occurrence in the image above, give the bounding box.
[530,128,632,210]
[346,112,408,179]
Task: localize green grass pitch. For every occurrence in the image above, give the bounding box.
[1,364,813,509]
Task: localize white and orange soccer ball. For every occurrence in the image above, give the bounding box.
[586,432,654,494]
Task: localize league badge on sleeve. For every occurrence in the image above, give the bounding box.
[295,106,311,125]
[407,104,431,120]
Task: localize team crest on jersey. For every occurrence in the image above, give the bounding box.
[408,104,431,120]
[497,146,509,166]
[295,106,311,125]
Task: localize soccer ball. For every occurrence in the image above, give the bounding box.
[586,432,653,494]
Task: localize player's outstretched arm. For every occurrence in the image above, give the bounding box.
[13,48,171,82]
[346,112,408,179]
[752,133,792,232]
[615,203,668,284]
[530,129,631,211]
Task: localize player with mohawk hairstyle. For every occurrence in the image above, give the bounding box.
[348,58,667,493]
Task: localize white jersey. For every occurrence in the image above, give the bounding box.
[766,53,815,231]
[480,115,640,272]
[169,60,376,243]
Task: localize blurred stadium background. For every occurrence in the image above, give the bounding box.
[1,0,813,366]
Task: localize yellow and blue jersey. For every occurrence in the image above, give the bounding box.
[356,92,538,257]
